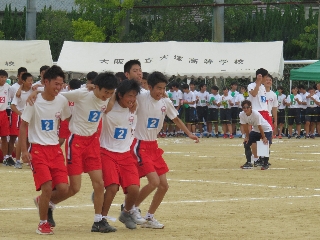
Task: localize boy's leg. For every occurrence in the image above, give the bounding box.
[39,181,53,221]
[147,173,169,215]
[1,136,8,161]
[102,184,118,217]
[88,170,105,215]
[135,172,159,207]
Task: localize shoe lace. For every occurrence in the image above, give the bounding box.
[132,209,143,219]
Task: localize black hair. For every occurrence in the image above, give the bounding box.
[18,67,27,76]
[298,84,305,90]
[182,83,189,90]
[86,71,98,81]
[241,100,252,108]
[94,72,118,90]
[267,74,273,80]
[115,72,126,81]
[199,83,206,89]
[40,65,50,73]
[124,60,141,73]
[307,87,314,92]
[189,81,195,86]
[240,85,246,90]
[147,71,168,88]
[230,82,238,86]
[43,65,65,82]
[0,70,8,77]
[171,81,179,88]
[291,86,297,90]
[21,72,33,81]
[116,79,141,101]
[277,86,284,91]
[211,85,219,91]
[142,72,149,80]
[222,86,228,91]
[69,79,82,90]
[256,68,268,77]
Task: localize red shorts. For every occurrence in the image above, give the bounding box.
[66,132,102,175]
[101,148,139,193]
[59,119,70,139]
[0,110,10,137]
[9,111,20,136]
[130,138,169,178]
[29,144,68,191]
[258,111,273,129]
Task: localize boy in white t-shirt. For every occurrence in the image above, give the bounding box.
[305,87,320,138]
[0,70,10,164]
[207,86,221,138]
[220,87,234,139]
[20,66,71,235]
[276,86,286,139]
[196,83,210,137]
[285,86,303,139]
[131,72,199,229]
[10,72,33,169]
[298,84,308,127]
[229,82,239,135]
[235,86,246,138]
[182,83,197,134]
[239,100,273,170]
[264,75,278,136]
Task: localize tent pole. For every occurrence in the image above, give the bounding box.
[290,80,292,95]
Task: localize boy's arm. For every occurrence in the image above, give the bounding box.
[10,104,21,116]
[20,120,31,163]
[15,85,22,98]
[171,117,199,143]
[242,123,250,143]
[249,74,262,97]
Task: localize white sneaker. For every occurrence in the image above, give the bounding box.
[141,217,164,229]
[131,208,146,225]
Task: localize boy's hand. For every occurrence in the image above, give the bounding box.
[22,151,32,163]
[26,91,38,106]
[188,133,199,143]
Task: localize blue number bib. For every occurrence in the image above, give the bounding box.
[88,111,101,122]
[41,120,54,131]
[147,118,160,129]
[114,128,128,139]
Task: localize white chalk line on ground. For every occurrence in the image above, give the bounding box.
[167,178,319,192]
[1,194,320,212]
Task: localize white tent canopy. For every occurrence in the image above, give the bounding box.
[58,41,284,79]
[0,40,53,77]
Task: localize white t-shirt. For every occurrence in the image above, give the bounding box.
[235,93,245,109]
[196,91,210,107]
[21,93,71,145]
[228,90,239,108]
[247,82,268,111]
[0,83,10,111]
[60,88,110,136]
[219,95,232,109]
[8,82,21,109]
[207,93,221,109]
[11,89,33,112]
[307,94,320,108]
[266,90,278,117]
[299,92,309,109]
[239,109,272,133]
[134,92,178,141]
[100,101,137,153]
[285,94,302,109]
[171,90,182,107]
[277,94,287,110]
[183,91,196,108]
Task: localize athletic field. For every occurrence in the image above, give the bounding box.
[0,137,319,239]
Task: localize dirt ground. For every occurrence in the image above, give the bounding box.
[1,136,320,239]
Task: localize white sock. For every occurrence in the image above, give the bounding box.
[16,159,21,163]
[254,157,259,162]
[39,220,47,225]
[94,214,102,222]
[49,201,56,210]
[145,213,154,219]
[4,155,9,159]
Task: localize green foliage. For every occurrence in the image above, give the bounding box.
[72,18,105,42]
[0,4,26,40]
[37,7,74,61]
[0,31,4,40]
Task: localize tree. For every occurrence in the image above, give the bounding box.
[37,7,74,61]
[72,18,105,42]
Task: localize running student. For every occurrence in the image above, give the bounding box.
[305,87,320,138]
[131,72,199,229]
[240,100,273,170]
[276,86,286,138]
[10,72,33,169]
[99,80,142,231]
[0,70,10,165]
[20,65,71,235]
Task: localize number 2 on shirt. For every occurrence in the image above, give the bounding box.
[41,120,54,131]
[114,128,128,139]
[260,96,266,103]
[0,97,5,103]
[88,111,101,122]
[147,118,160,129]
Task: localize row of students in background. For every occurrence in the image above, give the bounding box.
[159,82,249,138]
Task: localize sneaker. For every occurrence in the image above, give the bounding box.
[296,135,301,139]
[119,211,136,229]
[253,159,263,167]
[47,208,56,227]
[141,217,164,229]
[91,218,117,233]
[242,134,246,139]
[229,134,234,139]
[310,135,315,139]
[131,208,146,225]
[36,222,54,235]
[278,135,282,139]
[206,133,211,138]
[288,135,292,139]
[14,161,23,169]
[2,159,7,166]
[240,162,253,169]
[261,165,269,170]
[223,134,228,139]
[215,134,219,138]
[6,157,15,166]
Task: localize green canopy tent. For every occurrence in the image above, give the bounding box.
[289,60,320,90]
